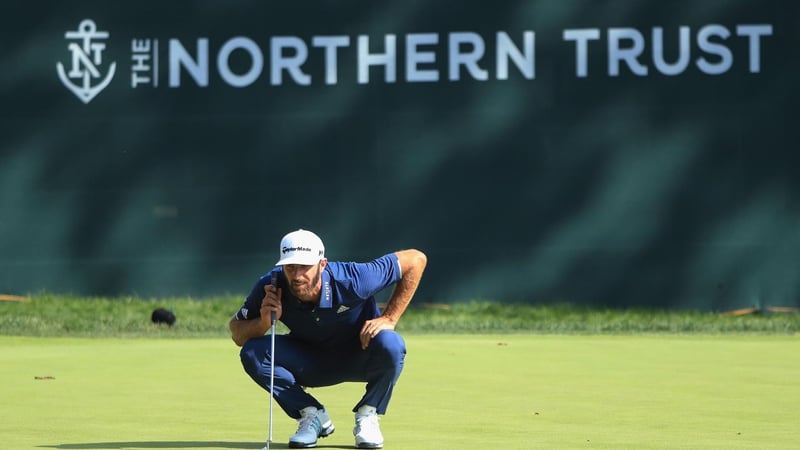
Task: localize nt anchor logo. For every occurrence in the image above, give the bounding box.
[56,19,116,104]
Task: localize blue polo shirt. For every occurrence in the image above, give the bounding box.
[235,253,402,347]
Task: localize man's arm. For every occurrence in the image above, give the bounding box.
[229,283,283,347]
[229,315,271,347]
[360,249,427,349]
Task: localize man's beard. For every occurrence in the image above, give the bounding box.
[289,267,321,301]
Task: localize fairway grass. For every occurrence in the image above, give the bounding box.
[1,335,797,449]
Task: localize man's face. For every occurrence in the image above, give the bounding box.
[283,259,327,302]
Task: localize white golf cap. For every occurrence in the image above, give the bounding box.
[275,229,325,266]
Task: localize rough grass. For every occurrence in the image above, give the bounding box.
[1,294,798,337]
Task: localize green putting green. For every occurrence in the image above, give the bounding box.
[1,335,797,449]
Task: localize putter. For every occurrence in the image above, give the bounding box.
[266,271,278,450]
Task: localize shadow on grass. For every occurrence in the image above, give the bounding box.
[39,442,354,449]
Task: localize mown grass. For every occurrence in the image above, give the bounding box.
[1,294,798,337]
[3,335,799,449]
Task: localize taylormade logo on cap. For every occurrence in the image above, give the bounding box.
[282,246,312,254]
[276,229,325,266]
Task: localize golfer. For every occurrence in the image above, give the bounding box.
[229,229,427,449]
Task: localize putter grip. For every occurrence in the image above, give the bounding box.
[270,271,278,324]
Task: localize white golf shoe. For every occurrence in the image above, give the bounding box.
[353,405,384,449]
[288,406,335,448]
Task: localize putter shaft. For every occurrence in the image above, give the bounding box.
[268,311,276,443]
[267,271,278,448]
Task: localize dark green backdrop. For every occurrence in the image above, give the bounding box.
[2,1,798,310]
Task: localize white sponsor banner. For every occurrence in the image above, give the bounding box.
[56,19,773,104]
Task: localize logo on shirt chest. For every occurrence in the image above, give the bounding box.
[336,305,350,314]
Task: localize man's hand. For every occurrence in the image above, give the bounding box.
[261,283,283,322]
[360,316,396,349]
[228,281,284,347]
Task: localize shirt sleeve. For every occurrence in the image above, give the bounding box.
[234,273,272,320]
[337,253,402,299]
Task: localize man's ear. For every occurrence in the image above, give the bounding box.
[320,258,328,269]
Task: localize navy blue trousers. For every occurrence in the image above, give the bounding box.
[240,331,406,419]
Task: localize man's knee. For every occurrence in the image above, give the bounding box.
[239,336,269,376]
[372,331,406,365]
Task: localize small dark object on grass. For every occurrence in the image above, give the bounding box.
[151,308,176,326]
